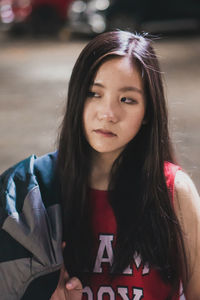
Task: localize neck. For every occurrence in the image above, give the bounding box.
[89,151,119,191]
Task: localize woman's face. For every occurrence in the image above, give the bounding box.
[83,56,146,159]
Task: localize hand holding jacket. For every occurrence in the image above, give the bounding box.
[51,242,83,300]
[50,264,83,300]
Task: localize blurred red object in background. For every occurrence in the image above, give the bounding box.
[0,0,74,35]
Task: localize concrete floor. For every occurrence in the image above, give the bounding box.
[0,32,200,193]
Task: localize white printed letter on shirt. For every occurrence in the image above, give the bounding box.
[93,234,114,273]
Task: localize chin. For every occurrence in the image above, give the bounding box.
[93,146,124,156]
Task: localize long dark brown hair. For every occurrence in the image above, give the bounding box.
[57,30,187,298]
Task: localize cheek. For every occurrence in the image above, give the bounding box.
[124,111,145,138]
[83,101,97,124]
[129,107,145,125]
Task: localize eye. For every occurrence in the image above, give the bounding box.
[87,91,101,98]
[121,97,137,104]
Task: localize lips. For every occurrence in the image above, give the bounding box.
[94,129,117,137]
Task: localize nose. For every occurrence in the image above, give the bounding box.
[97,98,119,123]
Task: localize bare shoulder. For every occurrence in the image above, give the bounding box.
[174,170,200,298]
[174,170,200,212]
[173,169,200,235]
[173,170,200,246]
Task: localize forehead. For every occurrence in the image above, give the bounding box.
[92,56,143,87]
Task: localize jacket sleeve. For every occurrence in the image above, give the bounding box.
[0,153,63,300]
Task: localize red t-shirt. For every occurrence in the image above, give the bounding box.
[82,162,181,300]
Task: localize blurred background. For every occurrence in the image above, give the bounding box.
[0,0,200,194]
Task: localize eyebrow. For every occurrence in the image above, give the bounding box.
[92,82,142,94]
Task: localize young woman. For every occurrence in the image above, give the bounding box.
[0,31,199,300]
